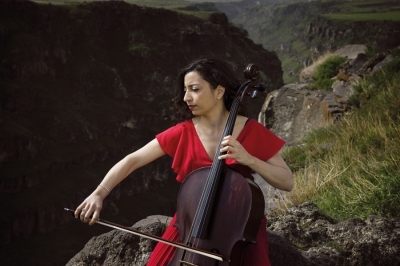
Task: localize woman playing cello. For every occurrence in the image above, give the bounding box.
[75,57,293,265]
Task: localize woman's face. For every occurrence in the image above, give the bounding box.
[183,71,224,116]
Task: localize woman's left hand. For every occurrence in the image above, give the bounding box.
[218,135,253,166]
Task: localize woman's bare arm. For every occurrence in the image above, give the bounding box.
[75,138,166,224]
[219,136,293,191]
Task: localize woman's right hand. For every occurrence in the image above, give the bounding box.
[74,188,108,225]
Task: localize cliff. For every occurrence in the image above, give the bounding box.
[0,0,283,265]
[219,0,400,83]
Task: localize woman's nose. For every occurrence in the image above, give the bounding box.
[183,91,190,102]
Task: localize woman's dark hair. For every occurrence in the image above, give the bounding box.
[173,57,246,121]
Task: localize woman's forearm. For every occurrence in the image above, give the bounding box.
[92,138,166,199]
[247,154,293,191]
[94,155,138,199]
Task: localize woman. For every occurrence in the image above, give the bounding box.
[75,57,293,265]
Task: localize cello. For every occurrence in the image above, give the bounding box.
[168,64,267,266]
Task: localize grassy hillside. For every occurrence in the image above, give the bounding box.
[283,47,400,220]
[230,0,400,83]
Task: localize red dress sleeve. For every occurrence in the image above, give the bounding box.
[238,119,285,161]
[156,122,187,181]
[156,121,212,183]
[155,122,185,158]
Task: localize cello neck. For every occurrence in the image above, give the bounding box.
[190,65,263,239]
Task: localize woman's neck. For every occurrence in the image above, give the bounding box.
[194,110,230,135]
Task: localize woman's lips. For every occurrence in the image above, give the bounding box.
[188,105,196,110]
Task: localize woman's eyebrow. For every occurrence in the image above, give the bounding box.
[185,84,199,89]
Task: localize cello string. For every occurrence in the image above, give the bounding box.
[186,159,224,263]
[182,81,249,263]
[183,157,221,262]
[196,96,241,237]
[191,81,247,241]
[188,95,242,263]
[184,95,239,243]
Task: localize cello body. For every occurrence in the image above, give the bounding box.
[168,167,265,266]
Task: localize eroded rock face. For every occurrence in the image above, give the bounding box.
[262,45,395,144]
[268,202,400,266]
[333,45,367,60]
[66,215,172,266]
[67,203,400,266]
[259,84,328,145]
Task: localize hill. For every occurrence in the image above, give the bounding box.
[218,0,400,83]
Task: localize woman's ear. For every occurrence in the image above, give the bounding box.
[216,85,225,100]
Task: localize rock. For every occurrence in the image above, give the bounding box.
[331,80,354,104]
[268,202,400,266]
[66,215,171,266]
[372,54,394,74]
[67,203,400,266]
[321,92,347,121]
[334,44,367,60]
[268,230,318,266]
[357,52,387,76]
[259,84,328,145]
[349,53,369,74]
[253,173,289,215]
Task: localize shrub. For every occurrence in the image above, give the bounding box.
[365,43,378,58]
[309,55,346,90]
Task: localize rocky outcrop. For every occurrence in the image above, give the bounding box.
[66,202,400,266]
[307,16,400,58]
[66,215,172,266]
[261,45,395,145]
[259,83,328,145]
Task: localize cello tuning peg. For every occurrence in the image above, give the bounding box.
[256,83,266,92]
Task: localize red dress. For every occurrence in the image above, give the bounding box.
[147,119,285,266]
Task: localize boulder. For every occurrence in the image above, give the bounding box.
[67,203,400,266]
[259,84,328,145]
[268,202,400,266]
[66,215,172,266]
[333,44,367,60]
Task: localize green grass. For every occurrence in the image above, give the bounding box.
[283,48,400,220]
[281,54,302,84]
[309,55,345,90]
[323,11,400,21]
[292,40,309,56]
